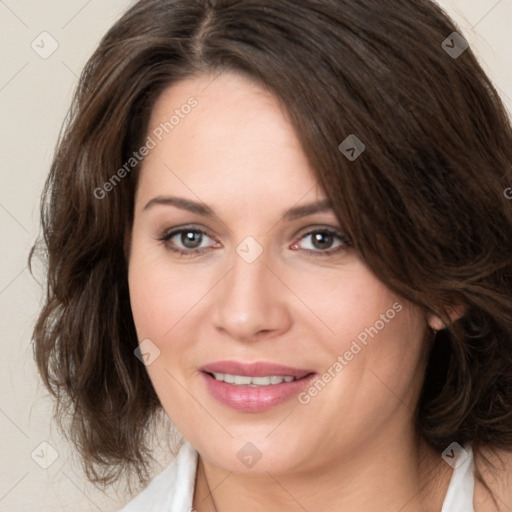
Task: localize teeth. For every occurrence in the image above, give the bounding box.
[211,373,296,386]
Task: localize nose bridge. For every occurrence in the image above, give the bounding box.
[212,241,291,340]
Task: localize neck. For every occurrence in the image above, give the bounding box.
[192,430,453,512]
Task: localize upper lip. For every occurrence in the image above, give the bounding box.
[200,360,315,379]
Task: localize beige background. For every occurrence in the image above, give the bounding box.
[1,0,511,510]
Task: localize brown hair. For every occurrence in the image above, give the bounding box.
[30,0,512,504]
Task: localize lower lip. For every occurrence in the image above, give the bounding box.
[200,372,317,412]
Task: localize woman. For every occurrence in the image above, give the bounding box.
[30,0,512,510]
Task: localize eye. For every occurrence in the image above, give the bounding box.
[157,227,220,255]
[156,225,351,257]
[291,228,351,256]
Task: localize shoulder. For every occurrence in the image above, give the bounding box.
[473,445,512,512]
[119,440,198,512]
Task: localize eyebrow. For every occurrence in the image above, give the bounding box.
[143,195,334,221]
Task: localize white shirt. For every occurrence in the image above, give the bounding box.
[120,440,475,511]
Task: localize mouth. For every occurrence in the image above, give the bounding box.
[199,360,317,412]
[200,360,313,379]
[204,372,301,386]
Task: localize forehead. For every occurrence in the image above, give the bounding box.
[136,72,325,213]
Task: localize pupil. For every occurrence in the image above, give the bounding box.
[182,231,202,248]
[313,232,332,249]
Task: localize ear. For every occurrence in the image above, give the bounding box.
[426,303,466,331]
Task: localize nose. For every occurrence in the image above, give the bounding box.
[211,246,293,342]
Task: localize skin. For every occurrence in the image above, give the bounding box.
[127,71,466,511]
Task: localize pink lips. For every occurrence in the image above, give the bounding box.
[200,360,313,379]
[199,360,316,412]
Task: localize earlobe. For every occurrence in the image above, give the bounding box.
[426,314,445,331]
[426,303,466,331]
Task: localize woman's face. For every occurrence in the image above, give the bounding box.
[128,71,432,475]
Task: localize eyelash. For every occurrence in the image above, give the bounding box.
[156,225,352,258]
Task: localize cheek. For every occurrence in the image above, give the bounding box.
[292,265,426,396]
[127,244,208,418]
[325,276,423,380]
[283,260,408,353]
[128,243,214,340]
